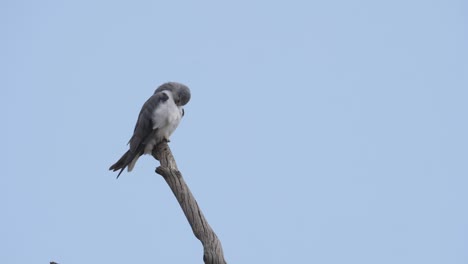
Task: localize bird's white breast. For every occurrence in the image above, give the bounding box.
[151,91,183,140]
[143,91,183,155]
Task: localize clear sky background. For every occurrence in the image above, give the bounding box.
[2,0,467,263]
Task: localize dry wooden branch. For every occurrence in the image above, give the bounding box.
[152,142,227,264]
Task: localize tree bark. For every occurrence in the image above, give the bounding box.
[152,142,227,264]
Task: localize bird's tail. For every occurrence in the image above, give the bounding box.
[110,130,157,178]
[109,150,138,178]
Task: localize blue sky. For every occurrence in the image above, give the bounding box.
[2,0,467,263]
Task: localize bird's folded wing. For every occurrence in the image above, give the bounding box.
[128,92,169,153]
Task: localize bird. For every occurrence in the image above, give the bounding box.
[109,82,191,178]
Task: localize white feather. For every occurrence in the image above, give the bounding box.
[144,90,183,155]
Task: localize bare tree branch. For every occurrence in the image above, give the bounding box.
[152,142,227,264]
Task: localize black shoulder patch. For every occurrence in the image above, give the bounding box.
[160,93,169,102]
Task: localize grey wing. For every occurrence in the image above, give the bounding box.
[109,92,169,177]
[129,92,169,152]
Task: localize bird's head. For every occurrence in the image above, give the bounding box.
[155,82,191,106]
